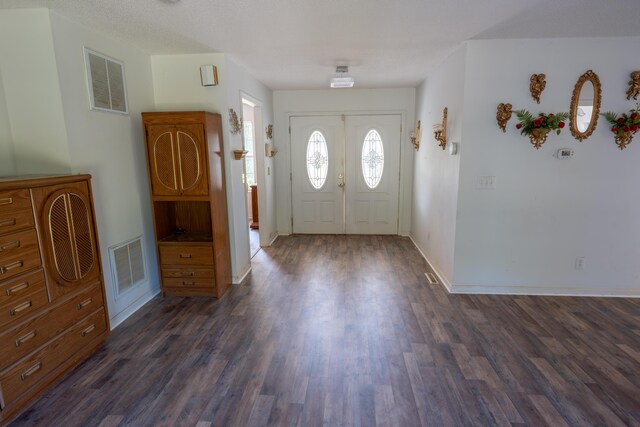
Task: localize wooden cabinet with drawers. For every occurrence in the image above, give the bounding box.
[0,175,109,424]
[142,112,231,298]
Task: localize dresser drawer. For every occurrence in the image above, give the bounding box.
[0,307,107,408]
[163,277,214,288]
[0,284,104,368]
[0,229,39,264]
[0,286,48,331]
[0,189,34,236]
[0,269,45,308]
[161,268,214,279]
[159,246,213,266]
[0,229,41,282]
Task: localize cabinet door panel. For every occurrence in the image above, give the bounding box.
[32,182,100,300]
[176,125,209,196]
[147,125,180,196]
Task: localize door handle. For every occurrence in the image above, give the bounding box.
[338,174,345,188]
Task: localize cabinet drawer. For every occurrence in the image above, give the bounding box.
[163,277,214,288]
[0,307,107,408]
[0,190,34,236]
[0,230,41,281]
[0,284,104,368]
[159,246,213,266]
[0,269,45,308]
[0,286,48,330]
[161,268,214,279]
[0,209,35,237]
[0,229,39,264]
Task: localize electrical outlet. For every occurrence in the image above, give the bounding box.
[575,256,585,270]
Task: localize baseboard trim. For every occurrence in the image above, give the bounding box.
[408,235,453,292]
[268,233,279,246]
[449,284,640,298]
[109,287,161,330]
[233,264,252,285]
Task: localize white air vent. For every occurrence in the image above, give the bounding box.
[109,236,146,298]
[84,47,128,114]
[425,272,439,285]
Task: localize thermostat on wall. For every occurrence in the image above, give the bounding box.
[555,148,574,159]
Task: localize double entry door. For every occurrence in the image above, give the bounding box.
[291,114,401,234]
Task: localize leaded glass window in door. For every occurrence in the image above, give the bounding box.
[306,131,329,190]
[361,129,384,189]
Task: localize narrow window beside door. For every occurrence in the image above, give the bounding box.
[306,131,329,190]
[361,129,384,189]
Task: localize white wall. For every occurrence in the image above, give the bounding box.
[273,88,416,235]
[452,37,640,296]
[151,53,275,283]
[0,9,71,175]
[49,11,160,325]
[411,45,466,286]
[0,72,14,176]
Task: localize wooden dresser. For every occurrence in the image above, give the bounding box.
[142,111,232,298]
[0,175,109,424]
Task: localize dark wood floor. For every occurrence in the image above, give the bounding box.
[9,235,640,426]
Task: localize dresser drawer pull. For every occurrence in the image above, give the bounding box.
[15,330,36,347]
[77,298,93,310]
[81,324,96,337]
[10,300,32,316]
[0,197,13,206]
[6,281,29,296]
[182,281,195,286]
[179,253,192,259]
[180,271,195,276]
[0,218,17,227]
[0,260,24,275]
[0,240,21,252]
[20,362,42,381]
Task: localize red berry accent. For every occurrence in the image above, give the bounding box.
[516,123,522,129]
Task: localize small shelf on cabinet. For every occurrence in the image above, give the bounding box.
[158,232,213,243]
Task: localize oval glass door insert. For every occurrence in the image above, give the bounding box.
[306,131,329,189]
[362,130,384,189]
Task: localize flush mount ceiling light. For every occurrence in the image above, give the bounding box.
[330,66,354,88]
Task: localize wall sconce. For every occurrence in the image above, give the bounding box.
[433,107,448,150]
[233,149,248,160]
[200,65,218,86]
[229,108,243,135]
[410,120,421,150]
[265,143,278,157]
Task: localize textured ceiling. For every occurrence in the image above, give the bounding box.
[2,0,639,89]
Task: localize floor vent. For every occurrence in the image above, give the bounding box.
[109,236,146,298]
[425,272,439,285]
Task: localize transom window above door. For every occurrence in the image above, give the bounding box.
[306,130,329,190]
[361,129,384,189]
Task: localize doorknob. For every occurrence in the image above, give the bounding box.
[338,174,345,188]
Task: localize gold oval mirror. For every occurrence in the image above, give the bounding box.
[570,70,601,141]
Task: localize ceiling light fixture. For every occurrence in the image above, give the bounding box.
[330,66,354,88]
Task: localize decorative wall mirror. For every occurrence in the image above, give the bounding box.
[569,70,602,141]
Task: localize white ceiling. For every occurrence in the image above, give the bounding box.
[2,0,640,90]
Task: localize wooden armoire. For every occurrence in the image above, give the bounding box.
[142,111,232,298]
[0,175,110,423]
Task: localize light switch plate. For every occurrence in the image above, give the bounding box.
[477,176,496,189]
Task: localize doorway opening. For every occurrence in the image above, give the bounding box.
[242,97,262,258]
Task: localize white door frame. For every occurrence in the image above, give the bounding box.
[288,111,406,235]
[240,91,267,258]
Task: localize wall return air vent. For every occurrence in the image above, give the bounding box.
[84,47,128,114]
[109,236,146,298]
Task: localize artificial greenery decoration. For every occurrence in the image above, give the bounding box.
[514,110,569,149]
[602,105,640,150]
